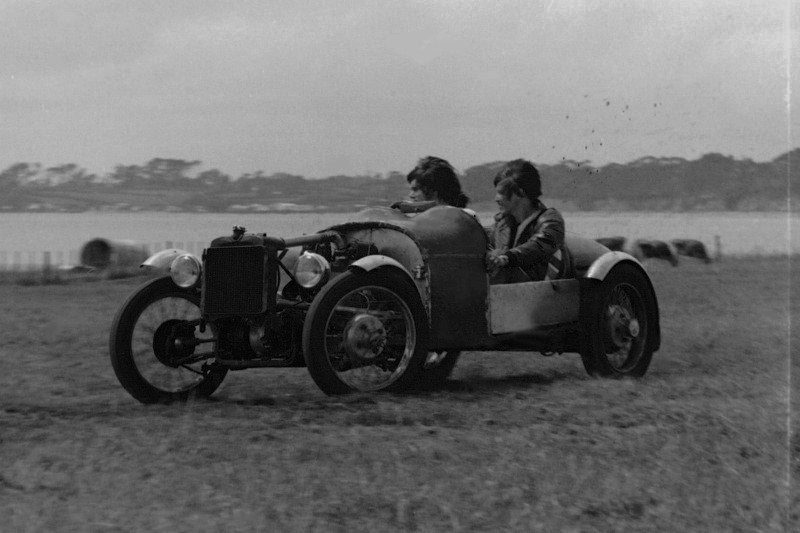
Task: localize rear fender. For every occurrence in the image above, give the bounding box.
[585,251,642,281]
[583,251,661,351]
[141,249,195,273]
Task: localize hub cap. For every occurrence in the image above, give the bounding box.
[343,314,387,361]
[602,283,647,372]
[607,304,640,349]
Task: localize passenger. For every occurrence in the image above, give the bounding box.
[391,156,471,213]
[485,159,565,283]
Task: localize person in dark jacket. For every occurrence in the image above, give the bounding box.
[486,159,565,283]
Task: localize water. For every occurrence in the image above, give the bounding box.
[0,210,796,267]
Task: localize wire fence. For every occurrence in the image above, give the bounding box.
[0,241,209,271]
[2,234,793,273]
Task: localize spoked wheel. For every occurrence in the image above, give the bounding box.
[303,268,429,395]
[109,277,227,403]
[580,264,658,377]
[417,351,461,390]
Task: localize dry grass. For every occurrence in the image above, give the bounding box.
[0,257,797,532]
[0,266,149,286]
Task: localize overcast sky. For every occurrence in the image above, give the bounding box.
[1,0,796,178]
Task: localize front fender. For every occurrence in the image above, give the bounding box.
[349,254,410,275]
[348,255,429,312]
[140,249,195,274]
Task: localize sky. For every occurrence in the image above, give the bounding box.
[1,0,796,179]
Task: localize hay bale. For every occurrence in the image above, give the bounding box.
[80,238,148,269]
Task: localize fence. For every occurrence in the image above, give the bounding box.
[0,241,209,271]
[2,234,789,272]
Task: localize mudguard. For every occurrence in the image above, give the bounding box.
[584,251,661,351]
[585,251,642,280]
[348,255,428,312]
[140,249,196,273]
[349,254,409,275]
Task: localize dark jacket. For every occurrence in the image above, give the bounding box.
[489,201,565,282]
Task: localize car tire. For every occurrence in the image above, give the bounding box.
[109,276,227,403]
[579,263,657,377]
[303,268,430,395]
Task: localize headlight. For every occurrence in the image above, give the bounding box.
[294,251,330,289]
[170,254,202,288]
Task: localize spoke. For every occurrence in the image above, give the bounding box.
[618,290,632,313]
[174,351,216,365]
[179,364,204,376]
[327,285,415,391]
[129,294,213,393]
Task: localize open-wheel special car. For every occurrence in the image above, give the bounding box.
[109,206,660,402]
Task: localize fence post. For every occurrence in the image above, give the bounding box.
[42,251,52,279]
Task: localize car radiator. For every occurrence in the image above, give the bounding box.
[202,245,267,317]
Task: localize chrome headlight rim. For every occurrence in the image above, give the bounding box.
[294,251,331,290]
[169,253,202,289]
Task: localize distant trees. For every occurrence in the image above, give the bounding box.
[0,162,40,189]
[111,158,202,188]
[0,150,796,212]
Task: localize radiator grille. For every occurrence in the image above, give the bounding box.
[202,245,266,316]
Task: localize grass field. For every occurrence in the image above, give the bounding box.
[1,257,797,532]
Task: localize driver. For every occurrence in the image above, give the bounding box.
[485,159,565,283]
[391,156,472,214]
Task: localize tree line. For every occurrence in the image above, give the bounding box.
[0,150,796,212]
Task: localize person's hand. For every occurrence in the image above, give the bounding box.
[485,250,509,272]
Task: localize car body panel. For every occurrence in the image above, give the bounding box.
[488,279,580,334]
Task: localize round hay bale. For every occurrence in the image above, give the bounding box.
[80,238,148,269]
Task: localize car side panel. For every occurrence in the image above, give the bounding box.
[407,207,490,350]
[426,251,489,349]
[488,279,580,334]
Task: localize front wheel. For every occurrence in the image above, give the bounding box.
[303,268,430,395]
[580,264,658,377]
[109,277,227,403]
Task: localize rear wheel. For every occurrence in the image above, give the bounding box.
[109,277,226,403]
[580,264,657,377]
[303,268,429,395]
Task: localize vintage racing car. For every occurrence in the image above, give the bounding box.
[109,205,660,402]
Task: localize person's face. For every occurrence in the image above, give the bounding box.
[409,179,436,202]
[494,186,520,215]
